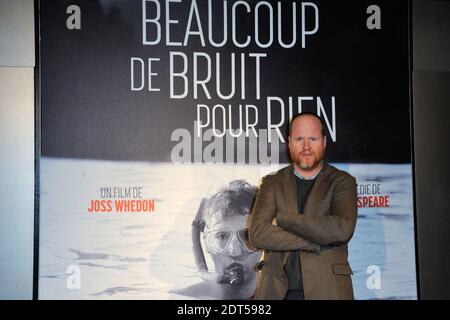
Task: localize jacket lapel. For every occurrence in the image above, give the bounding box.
[280,165,298,265]
[281,164,298,215]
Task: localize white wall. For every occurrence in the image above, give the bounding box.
[0,0,35,66]
[0,0,35,300]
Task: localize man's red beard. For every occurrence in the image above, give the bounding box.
[295,153,323,171]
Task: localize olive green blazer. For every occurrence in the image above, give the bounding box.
[249,162,358,300]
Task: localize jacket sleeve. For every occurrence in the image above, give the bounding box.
[277,175,358,246]
[249,175,320,253]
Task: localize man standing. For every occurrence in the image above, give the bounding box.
[249,112,358,300]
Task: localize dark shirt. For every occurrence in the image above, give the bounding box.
[283,176,316,296]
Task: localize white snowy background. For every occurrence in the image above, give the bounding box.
[38,157,417,299]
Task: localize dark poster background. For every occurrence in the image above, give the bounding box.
[40,0,411,164]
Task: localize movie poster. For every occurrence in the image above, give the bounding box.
[39,0,417,299]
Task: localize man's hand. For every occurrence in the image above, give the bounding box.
[276,212,291,230]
